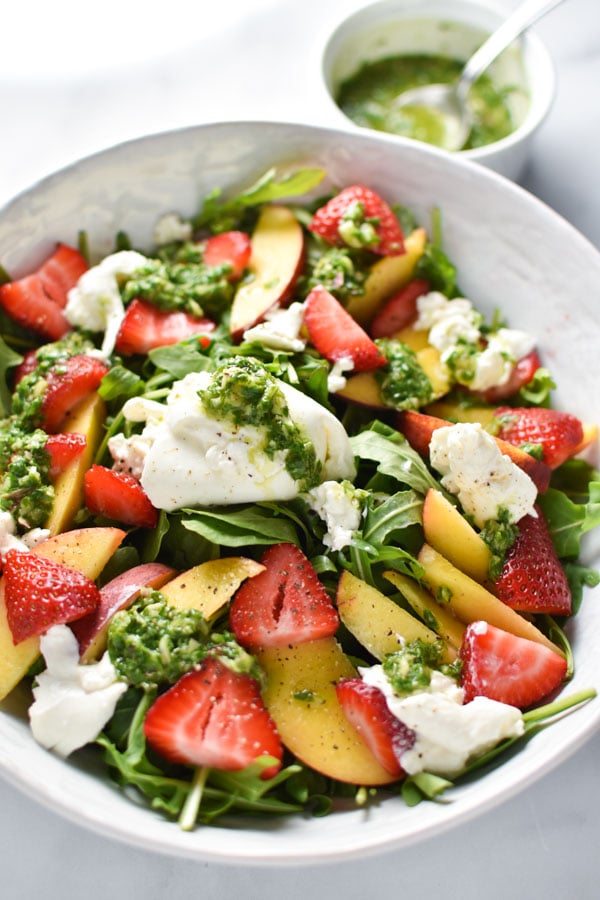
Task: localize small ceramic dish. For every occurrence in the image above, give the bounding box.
[321,0,556,180]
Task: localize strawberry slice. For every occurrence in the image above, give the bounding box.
[309,185,405,256]
[336,678,415,777]
[370,278,431,338]
[304,285,387,372]
[230,542,339,649]
[495,507,572,616]
[3,548,101,644]
[13,348,40,386]
[459,620,568,708]
[0,274,71,341]
[478,350,541,403]
[84,465,158,529]
[143,656,283,778]
[36,243,89,308]
[46,432,87,479]
[493,406,584,470]
[203,231,252,281]
[41,354,109,433]
[115,298,216,356]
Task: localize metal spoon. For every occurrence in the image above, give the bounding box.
[394,0,566,151]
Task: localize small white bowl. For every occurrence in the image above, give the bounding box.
[321,0,556,180]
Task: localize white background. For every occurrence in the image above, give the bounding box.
[2,0,600,897]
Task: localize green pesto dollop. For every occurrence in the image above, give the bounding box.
[107,590,259,690]
[479,506,519,581]
[1,332,96,530]
[382,638,461,696]
[375,338,434,410]
[336,54,517,150]
[200,357,322,491]
[121,248,234,319]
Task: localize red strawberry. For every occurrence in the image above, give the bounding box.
[493,406,584,470]
[309,185,405,256]
[36,244,88,308]
[230,542,339,649]
[203,231,252,281]
[143,656,283,778]
[46,432,87,479]
[41,354,109,433]
[304,285,387,372]
[370,279,431,338]
[84,465,158,529]
[336,678,415,777]
[13,348,40,386]
[115,298,215,356]
[0,274,71,340]
[495,507,572,616]
[459,620,567,708]
[3,548,101,644]
[478,350,541,403]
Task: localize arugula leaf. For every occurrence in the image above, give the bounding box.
[0,334,22,416]
[361,490,422,545]
[350,422,443,496]
[194,167,326,231]
[537,483,600,559]
[180,505,300,548]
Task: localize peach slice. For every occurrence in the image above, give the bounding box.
[159,556,265,623]
[258,636,395,785]
[396,409,552,493]
[229,204,304,341]
[345,227,427,326]
[0,526,125,701]
[421,488,492,583]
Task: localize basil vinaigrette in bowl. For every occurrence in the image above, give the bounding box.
[336,53,516,150]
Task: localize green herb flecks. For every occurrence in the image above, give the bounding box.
[199,357,322,492]
[375,338,434,410]
[383,638,461,696]
[107,591,259,690]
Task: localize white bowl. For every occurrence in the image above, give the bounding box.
[321,0,556,181]
[0,120,598,864]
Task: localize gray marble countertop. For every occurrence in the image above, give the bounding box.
[1,1,599,897]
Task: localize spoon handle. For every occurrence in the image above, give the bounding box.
[457,0,566,103]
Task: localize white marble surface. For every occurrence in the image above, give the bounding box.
[1,0,600,897]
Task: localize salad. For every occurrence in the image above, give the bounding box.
[0,167,598,831]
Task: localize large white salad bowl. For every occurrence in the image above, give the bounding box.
[0,121,598,865]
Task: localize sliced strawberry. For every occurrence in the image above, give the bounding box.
[230,542,339,649]
[336,678,415,777]
[304,285,387,372]
[143,656,283,778]
[13,349,40,386]
[114,298,215,356]
[36,243,88,308]
[46,432,87,479]
[459,620,567,708]
[41,354,109,433]
[3,548,101,644]
[478,350,541,403]
[493,406,584,470]
[495,507,572,616]
[370,279,431,338]
[203,231,252,281]
[84,465,158,529]
[0,274,71,340]
[309,185,405,256]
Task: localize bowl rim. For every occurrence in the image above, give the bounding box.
[319,0,556,160]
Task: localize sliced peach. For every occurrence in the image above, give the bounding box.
[345,227,427,326]
[421,488,492,583]
[383,569,465,650]
[229,204,304,341]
